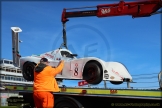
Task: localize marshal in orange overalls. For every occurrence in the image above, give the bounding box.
[33,58,64,108]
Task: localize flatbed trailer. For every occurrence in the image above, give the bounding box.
[5,85,162,108]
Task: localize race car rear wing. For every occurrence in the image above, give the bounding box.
[11,27,22,67]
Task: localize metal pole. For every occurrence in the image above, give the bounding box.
[127,82,130,88]
[88,84,91,88]
[104,81,107,88]
[61,22,68,49]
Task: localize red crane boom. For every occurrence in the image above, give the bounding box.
[60,0,162,49]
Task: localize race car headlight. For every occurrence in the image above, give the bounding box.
[104,70,108,73]
[104,74,109,79]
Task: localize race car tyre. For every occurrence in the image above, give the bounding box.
[83,61,103,84]
[110,81,123,85]
[23,62,35,81]
[55,96,83,108]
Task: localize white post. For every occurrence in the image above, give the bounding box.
[11,27,22,67]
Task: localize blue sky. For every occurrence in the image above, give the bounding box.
[1,1,161,89]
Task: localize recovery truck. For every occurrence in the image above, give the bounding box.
[6,0,162,108]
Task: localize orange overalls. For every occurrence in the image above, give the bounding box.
[33,61,64,108]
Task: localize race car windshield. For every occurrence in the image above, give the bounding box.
[61,51,73,58]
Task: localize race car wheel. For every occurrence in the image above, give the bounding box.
[83,61,103,84]
[55,96,83,108]
[23,62,35,81]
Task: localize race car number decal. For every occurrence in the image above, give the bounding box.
[74,63,78,76]
[45,53,54,59]
[112,68,124,79]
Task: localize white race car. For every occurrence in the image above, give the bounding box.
[11,27,133,85]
